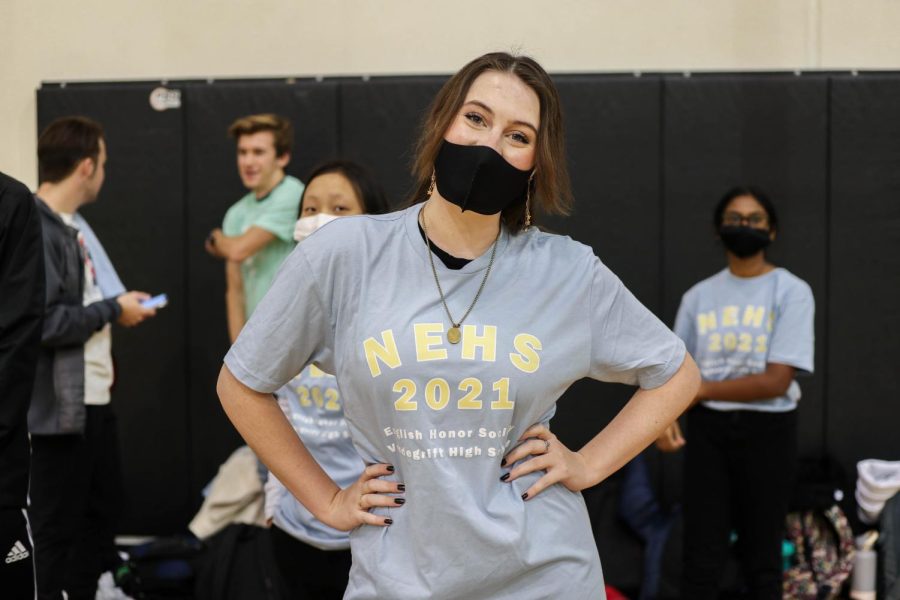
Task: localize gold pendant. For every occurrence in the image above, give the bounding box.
[447,326,461,345]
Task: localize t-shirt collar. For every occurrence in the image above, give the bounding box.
[57,211,77,227]
[254,175,287,202]
[403,203,509,275]
[722,266,781,284]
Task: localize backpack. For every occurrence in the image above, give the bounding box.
[194,524,288,600]
[783,456,856,600]
[783,504,855,599]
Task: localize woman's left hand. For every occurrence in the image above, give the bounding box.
[499,424,593,500]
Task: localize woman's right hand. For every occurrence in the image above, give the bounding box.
[321,463,405,531]
[655,421,686,453]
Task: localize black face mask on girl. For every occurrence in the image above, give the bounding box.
[433,140,532,215]
[718,225,772,258]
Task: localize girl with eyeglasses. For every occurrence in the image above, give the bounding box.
[656,186,815,599]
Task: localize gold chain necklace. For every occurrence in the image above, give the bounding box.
[420,204,499,345]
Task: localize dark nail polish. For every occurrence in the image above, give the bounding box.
[521,492,529,500]
[500,457,507,467]
[394,498,405,505]
[385,518,393,525]
[386,465,395,472]
[500,473,510,482]
[397,484,406,492]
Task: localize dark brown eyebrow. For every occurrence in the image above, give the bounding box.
[464,100,539,134]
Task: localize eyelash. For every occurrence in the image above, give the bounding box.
[465,112,485,126]
[304,206,348,214]
[464,112,531,145]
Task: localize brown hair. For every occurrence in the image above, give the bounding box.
[228,113,293,157]
[409,52,572,232]
[37,116,104,183]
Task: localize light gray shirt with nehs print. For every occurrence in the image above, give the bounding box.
[267,364,364,550]
[225,205,686,600]
[674,268,814,412]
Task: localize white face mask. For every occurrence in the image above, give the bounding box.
[293,213,339,242]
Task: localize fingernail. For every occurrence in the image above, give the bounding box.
[500,457,507,467]
[500,473,510,482]
[397,484,406,492]
[394,498,405,505]
[386,465,395,472]
[521,493,529,500]
[385,518,393,525]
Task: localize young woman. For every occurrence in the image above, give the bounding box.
[264,160,390,599]
[656,186,815,599]
[219,52,699,599]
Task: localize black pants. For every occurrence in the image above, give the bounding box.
[0,507,35,599]
[682,406,797,600]
[270,524,351,599]
[29,405,123,600]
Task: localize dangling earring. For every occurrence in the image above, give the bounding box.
[524,172,535,228]
[426,169,436,198]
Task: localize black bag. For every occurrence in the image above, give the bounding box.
[790,456,850,514]
[194,524,289,600]
[115,535,203,599]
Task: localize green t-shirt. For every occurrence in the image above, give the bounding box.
[222,175,304,317]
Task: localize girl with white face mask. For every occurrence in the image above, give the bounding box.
[292,163,386,241]
[266,160,389,599]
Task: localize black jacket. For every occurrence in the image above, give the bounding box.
[0,172,44,508]
[30,196,121,436]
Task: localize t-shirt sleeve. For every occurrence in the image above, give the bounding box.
[224,245,333,393]
[222,203,242,237]
[673,292,696,353]
[767,279,815,374]
[251,182,303,243]
[588,258,686,389]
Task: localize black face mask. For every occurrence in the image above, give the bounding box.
[719,225,772,257]
[433,140,531,215]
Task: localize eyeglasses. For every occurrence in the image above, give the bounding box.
[722,212,768,227]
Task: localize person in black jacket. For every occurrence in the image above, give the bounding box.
[0,171,45,598]
[30,117,157,600]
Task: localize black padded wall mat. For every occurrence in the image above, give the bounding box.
[37,85,191,532]
[828,76,900,474]
[549,76,665,589]
[548,76,663,444]
[181,80,340,505]
[36,72,900,539]
[662,75,830,457]
[338,77,447,206]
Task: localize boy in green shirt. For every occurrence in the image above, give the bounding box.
[205,114,304,342]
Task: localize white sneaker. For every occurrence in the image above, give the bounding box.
[94,571,133,600]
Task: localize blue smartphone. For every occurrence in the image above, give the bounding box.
[140,293,168,309]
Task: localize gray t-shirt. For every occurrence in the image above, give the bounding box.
[269,365,364,549]
[674,267,814,412]
[225,205,686,600]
